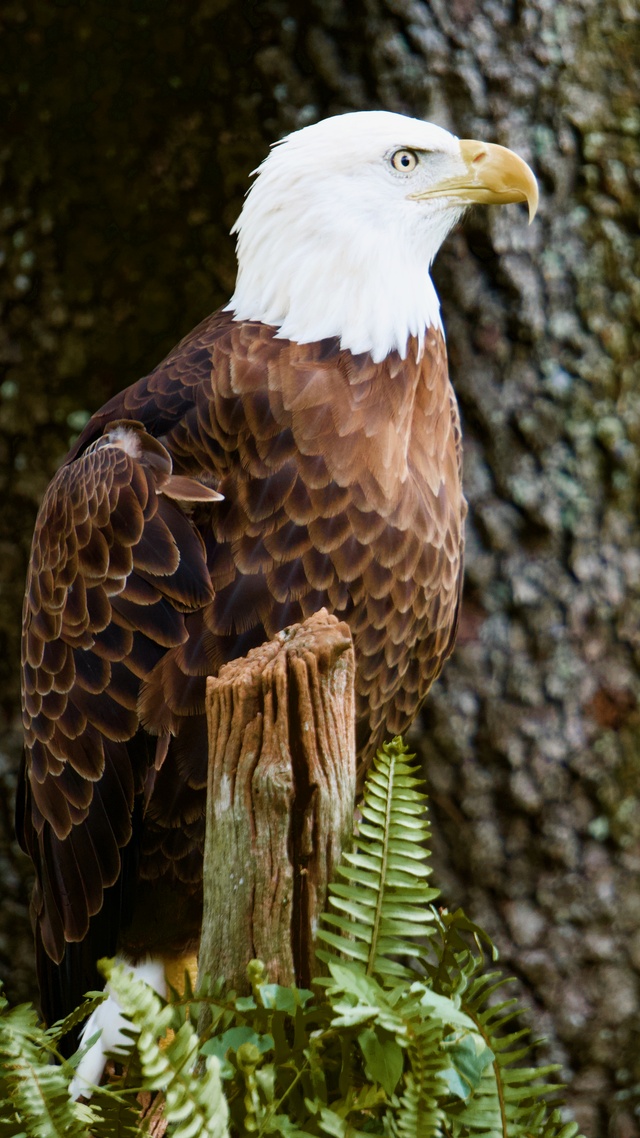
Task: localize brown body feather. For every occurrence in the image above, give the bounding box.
[18,309,465,1023]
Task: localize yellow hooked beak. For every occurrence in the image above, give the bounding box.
[410,139,539,223]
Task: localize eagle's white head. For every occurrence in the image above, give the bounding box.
[228,111,537,363]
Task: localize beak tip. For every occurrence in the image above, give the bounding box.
[459,138,539,223]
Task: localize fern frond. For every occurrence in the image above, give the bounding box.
[46,992,106,1049]
[389,1018,447,1138]
[85,1090,141,1138]
[538,1111,582,1138]
[421,913,566,1136]
[0,997,86,1138]
[318,737,439,983]
[103,959,230,1138]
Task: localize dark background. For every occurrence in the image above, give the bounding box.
[1,2,638,1134]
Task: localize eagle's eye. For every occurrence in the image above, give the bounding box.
[391,149,418,173]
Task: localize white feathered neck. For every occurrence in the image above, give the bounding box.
[227,112,466,363]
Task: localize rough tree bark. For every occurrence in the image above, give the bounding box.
[0,2,637,1135]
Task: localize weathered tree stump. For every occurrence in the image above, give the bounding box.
[198,608,356,994]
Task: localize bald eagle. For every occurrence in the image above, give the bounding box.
[17,111,537,1082]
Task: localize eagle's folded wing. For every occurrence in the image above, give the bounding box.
[18,422,217,964]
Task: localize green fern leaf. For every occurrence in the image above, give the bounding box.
[46,993,106,1049]
[318,737,439,984]
[316,747,585,1138]
[421,912,570,1137]
[0,998,87,1138]
[389,1020,447,1138]
[85,1091,141,1138]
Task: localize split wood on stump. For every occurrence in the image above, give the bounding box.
[198,608,357,996]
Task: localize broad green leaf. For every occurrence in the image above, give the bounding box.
[257,984,313,1012]
[234,996,256,1012]
[327,961,386,1004]
[357,1028,403,1096]
[440,1031,495,1099]
[201,1025,273,1060]
[262,1114,317,1136]
[317,1108,347,1136]
[330,1001,380,1028]
[408,983,476,1030]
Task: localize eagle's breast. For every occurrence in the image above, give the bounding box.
[151,317,464,762]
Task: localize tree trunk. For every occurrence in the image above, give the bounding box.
[1,2,637,1134]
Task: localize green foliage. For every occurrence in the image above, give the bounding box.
[102,959,230,1138]
[0,991,87,1138]
[317,738,439,980]
[0,738,583,1138]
